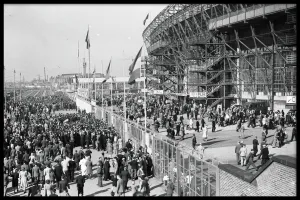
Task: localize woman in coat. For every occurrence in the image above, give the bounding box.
[109,158,118,180]
[86,157,93,179]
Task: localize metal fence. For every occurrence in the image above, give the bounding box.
[94,105,221,196]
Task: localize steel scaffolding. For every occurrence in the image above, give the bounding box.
[143,4,296,109]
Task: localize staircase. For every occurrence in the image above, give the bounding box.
[210,97,224,108]
[206,78,224,97]
[207,70,224,83]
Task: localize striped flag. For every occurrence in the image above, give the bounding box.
[143,14,149,25]
[129,47,142,74]
[85,29,90,49]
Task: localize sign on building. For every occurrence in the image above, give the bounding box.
[189,92,207,98]
[286,96,296,104]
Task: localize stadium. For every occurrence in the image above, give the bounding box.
[142,4,296,111]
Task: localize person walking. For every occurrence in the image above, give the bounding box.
[10,168,19,194]
[73,150,80,171]
[252,136,259,156]
[4,170,9,196]
[103,157,110,181]
[97,161,104,187]
[120,166,131,192]
[235,141,241,165]
[54,161,63,189]
[140,177,150,196]
[239,143,247,167]
[116,175,125,197]
[196,120,200,132]
[58,175,70,196]
[68,158,76,182]
[245,149,258,171]
[290,123,296,142]
[192,134,197,150]
[19,167,29,193]
[75,172,85,197]
[212,115,216,132]
[261,144,270,165]
[202,124,208,142]
[111,174,118,196]
[86,157,93,179]
[196,143,205,159]
[166,178,175,196]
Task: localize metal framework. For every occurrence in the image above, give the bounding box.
[143,4,296,109]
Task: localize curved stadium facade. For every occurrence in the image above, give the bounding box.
[142,4,296,110]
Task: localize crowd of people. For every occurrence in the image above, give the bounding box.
[3,91,155,197]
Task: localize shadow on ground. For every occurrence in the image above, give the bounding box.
[86,188,110,196]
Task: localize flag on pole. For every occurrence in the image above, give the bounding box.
[143,14,149,25]
[128,68,141,85]
[129,47,142,74]
[85,29,90,49]
[102,59,111,83]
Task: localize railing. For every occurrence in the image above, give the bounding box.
[286,54,296,65]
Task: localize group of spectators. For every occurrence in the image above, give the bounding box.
[3,91,155,197]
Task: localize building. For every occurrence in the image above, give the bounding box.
[77,76,147,100]
[142,4,296,110]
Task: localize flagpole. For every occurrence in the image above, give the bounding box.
[111,59,113,116]
[88,25,91,101]
[94,64,96,101]
[123,60,126,119]
[14,69,16,103]
[101,60,104,113]
[144,55,147,135]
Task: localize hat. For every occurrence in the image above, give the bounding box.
[240,141,244,144]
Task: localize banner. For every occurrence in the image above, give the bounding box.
[154,90,164,95]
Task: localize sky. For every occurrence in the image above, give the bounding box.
[4,4,168,82]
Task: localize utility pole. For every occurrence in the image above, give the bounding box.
[14,69,16,103]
